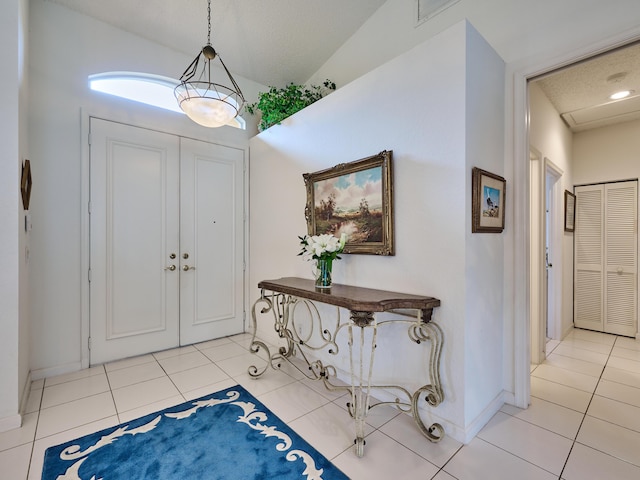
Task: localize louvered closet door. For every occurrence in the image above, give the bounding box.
[604,181,637,336]
[574,181,638,337]
[574,185,604,331]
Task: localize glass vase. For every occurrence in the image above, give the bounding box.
[315,257,333,289]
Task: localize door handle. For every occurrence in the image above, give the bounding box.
[182,265,196,271]
[165,265,176,271]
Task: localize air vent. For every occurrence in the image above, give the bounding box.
[416,0,460,25]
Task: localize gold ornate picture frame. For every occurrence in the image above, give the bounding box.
[303,150,394,255]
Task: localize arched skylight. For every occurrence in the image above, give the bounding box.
[89,72,246,129]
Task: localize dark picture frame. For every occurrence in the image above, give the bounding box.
[564,190,576,232]
[21,159,32,210]
[472,167,506,233]
[303,150,394,255]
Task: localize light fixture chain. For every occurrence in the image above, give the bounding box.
[207,0,211,46]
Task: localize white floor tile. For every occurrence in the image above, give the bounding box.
[117,395,185,424]
[612,345,640,362]
[568,328,617,345]
[477,411,572,475]
[111,376,180,413]
[216,352,267,377]
[552,344,609,365]
[587,395,640,433]
[234,370,298,397]
[333,430,440,480]
[602,365,640,389]
[443,437,557,480]
[152,344,197,361]
[168,362,230,393]
[577,416,640,467]
[44,365,105,387]
[544,353,604,377]
[289,401,369,460]
[300,376,350,402]
[563,442,640,480]
[531,364,599,393]
[106,360,166,390]
[0,443,32,480]
[200,342,249,362]
[103,354,155,372]
[530,376,592,412]
[501,396,583,439]
[595,379,640,407]
[607,355,640,374]
[379,411,462,467]
[0,412,38,452]
[193,337,232,350]
[560,337,614,355]
[156,350,211,375]
[181,378,238,401]
[257,381,330,423]
[36,392,116,439]
[41,373,109,409]
[615,336,640,351]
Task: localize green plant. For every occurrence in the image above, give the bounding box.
[246,80,336,131]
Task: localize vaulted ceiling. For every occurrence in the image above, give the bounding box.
[46,0,386,87]
[46,0,640,132]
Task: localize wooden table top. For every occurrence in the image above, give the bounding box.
[258,277,440,313]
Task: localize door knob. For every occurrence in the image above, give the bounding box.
[165,265,176,271]
[169,253,176,259]
[182,253,189,259]
[182,265,196,271]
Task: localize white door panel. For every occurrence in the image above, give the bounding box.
[179,138,245,345]
[89,119,245,365]
[90,118,180,364]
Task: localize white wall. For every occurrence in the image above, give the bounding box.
[573,119,640,185]
[0,0,29,431]
[529,83,575,340]
[27,0,264,377]
[250,21,504,443]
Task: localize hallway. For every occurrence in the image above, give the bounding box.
[0,327,639,479]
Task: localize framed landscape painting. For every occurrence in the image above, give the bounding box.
[303,150,394,255]
[472,167,506,233]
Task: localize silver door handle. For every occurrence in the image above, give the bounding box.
[165,265,176,271]
[182,265,196,271]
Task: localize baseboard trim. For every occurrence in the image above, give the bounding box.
[30,361,83,381]
[459,390,505,443]
[19,371,32,416]
[0,413,22,433]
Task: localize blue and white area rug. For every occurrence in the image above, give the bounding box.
[42,385,349,479]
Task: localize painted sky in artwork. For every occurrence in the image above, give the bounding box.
[315,166,382,212]
[483,186,500,209]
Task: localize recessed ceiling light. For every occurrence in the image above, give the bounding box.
[609,90,634,100]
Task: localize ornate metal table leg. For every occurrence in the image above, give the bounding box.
[347,311,376,457]
[409,318,445,441]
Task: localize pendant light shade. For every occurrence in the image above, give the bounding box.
[175,1,245,128]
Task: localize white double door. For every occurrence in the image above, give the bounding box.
[89,118,245,364]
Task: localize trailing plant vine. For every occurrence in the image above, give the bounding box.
[246,80,336,131]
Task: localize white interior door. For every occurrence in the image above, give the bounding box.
[179,138,245,345]
[574,181,638,337]
[604,181,637,336]
[90,118,180,364]
[89,119,246,364]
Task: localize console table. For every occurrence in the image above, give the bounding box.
[249,277,444,457]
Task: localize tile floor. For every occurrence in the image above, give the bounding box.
[2,328,640,479]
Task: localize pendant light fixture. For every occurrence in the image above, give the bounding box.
[175,0,245,128]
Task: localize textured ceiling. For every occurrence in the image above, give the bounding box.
[534,42,640,132]
[45,0,386,87]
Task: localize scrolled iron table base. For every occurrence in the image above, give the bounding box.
[248,277,444,457]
